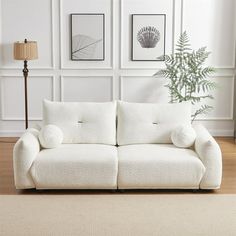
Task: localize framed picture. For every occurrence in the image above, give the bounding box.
[70,14,105,61]
[131,14,166,61]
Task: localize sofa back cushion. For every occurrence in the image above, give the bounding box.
[43,100,116,145]
[117,101,191,145]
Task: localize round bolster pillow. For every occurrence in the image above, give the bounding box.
[171,125,196,148]
[38,124,63,149]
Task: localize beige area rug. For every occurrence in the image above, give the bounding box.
[0,194,236,236]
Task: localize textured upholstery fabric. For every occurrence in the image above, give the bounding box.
[13,128,40,189]
[38,124,63,149]
[13,101,222,190]
[30,144,118,189]
[32,123,42,131]
[193,124,222,189]
[117,101,191,145]
[43,100,116,145]
[118,144,205,189]
[171,125,196,148]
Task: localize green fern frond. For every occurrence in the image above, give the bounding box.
[175,31,191,53]
[191,105,213,122]
[153,31,216,120]
[198,67,215,78]
[197,80,217,92]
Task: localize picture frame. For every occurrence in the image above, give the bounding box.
[131,14,166,61]
[70,13,105,61]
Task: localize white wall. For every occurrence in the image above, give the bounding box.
[0,0,235,136]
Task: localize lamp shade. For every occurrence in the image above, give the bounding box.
[14,40,38,60]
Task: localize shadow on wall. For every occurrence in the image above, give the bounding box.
[125,77,168,103]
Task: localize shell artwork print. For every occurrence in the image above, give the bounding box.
[137,26,160,48]
[72,34,103,60]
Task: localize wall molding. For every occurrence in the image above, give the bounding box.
[0,75,55,121]
[119,75,167,100]
[195,75,235,121]
[60,75,114,101]
[0,0,234,136]
[0,0,55,70]
[0,130,24,137]
[120,0,175,70]
[209,129,234,137]
[119,75,234,121]
[59,0,114,70]
[181,0,236,70]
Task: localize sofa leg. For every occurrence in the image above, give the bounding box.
[192,189,198,193]
[110,189,116,193]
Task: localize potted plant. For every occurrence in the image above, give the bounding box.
[154,31,217,121]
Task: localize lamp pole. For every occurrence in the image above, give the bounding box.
[23,39,29,129]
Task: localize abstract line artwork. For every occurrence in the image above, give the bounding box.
[71,14,105,61]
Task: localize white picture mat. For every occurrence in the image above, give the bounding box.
[71,14,104,60]
[132,15,165,61]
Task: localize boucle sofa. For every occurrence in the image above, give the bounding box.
[13,100,222,190]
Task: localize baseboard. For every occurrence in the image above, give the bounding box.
[0,131,23,137]
[209,129,234,137]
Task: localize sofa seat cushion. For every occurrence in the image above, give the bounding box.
[30,144,118,189]
[118,144,205,189]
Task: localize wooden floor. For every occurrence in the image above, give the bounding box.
[0,137,236,195]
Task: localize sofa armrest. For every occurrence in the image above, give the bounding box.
[193,124,222,189]
[13,128,40,189]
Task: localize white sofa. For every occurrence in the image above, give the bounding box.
[13,100,222,190]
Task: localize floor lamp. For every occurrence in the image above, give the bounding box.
[13,39,38,129]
